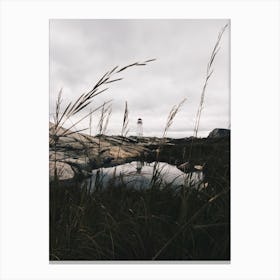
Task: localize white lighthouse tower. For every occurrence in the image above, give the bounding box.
[137,118,143,138]
[136,118,143,173]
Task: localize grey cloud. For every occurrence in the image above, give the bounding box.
[50,19,230,138]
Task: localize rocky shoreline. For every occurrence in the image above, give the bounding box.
[50,123,230,181]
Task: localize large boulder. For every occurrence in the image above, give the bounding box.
[208,128,230,138]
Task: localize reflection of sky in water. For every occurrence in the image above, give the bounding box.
[90,161,204,190]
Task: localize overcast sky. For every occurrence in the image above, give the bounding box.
[50,19,230,138]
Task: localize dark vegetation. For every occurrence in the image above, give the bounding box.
[50,136,230,261]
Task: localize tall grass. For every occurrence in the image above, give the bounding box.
[116,101,129,161]
[152,98,187,187]
[50,159,230,260]
[187,24,228,163]
[96,102,112,164]
[193,24,228,138]
[162,98,187,140]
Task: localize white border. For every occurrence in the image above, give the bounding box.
[0,0,279,279]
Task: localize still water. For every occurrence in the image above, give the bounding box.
[89,161,204,191]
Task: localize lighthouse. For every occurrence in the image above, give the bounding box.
[136,118,143,173]
[137,118,143,138]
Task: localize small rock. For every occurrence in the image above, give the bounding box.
[208,128,230,138]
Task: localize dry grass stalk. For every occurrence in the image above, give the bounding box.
[98,102,112,136]
[193,24,228,138]
[153,98,187,179]
[89,108,93,136]
[116,101,129,161]
[97,102,112,163]
[162,98,187,140]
